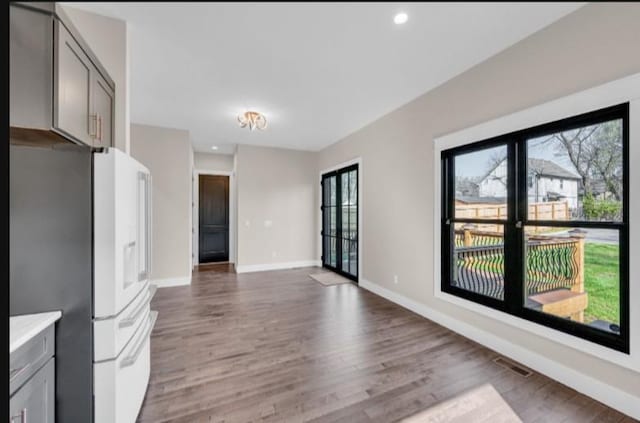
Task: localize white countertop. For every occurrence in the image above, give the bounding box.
[10,311,62,354]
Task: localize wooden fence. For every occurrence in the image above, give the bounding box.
[454,200,570,233]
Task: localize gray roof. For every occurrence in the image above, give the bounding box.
[456,196,506,204]
[479,158,580,182]
[528,158,581,180]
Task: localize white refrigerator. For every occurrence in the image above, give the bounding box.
[93,148,157,423]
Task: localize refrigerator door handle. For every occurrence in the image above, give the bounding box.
[118,285,156,328]
[147,174,152,279]
[120,311,157,368]
[137,172,151,282]
[123,241,137,289]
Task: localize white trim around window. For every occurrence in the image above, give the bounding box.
[433,72,640,371]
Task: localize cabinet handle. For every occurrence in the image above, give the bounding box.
[10,408,26,423]
[97,114,103,142]
[89,114,98,138]
[9,365,28,380]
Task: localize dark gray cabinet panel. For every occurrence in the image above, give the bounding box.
[55,21,94,146]
[92,73,115,148]
[9,358,55,423]
[10,143,94,423]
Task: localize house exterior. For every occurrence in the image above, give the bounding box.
[477,158,581,209]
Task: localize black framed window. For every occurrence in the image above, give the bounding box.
[441,103,629,352]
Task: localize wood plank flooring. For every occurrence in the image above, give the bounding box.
[138,265,634,423]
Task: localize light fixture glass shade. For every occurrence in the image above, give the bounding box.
[237,111,267,131]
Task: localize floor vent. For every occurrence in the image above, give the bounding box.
[493,356,533,378]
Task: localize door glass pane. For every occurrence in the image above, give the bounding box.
[527,118,623,222]
[349,170,357,205]
[342,206,349,240]
[453,224,505,300]
[341,172,349,206]
[348,206,357,236]
[329,237,336,267]
[323,178,331,206]
[330,207,336,236]
[330,176,336,206]
[349,240,358,276]
[455,145,509,220]
[342,238,349,271]
[524,226,620,334]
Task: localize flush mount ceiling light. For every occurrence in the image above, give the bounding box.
[237,111,267,131]
[394,12,408,25]
[211,146,218,150]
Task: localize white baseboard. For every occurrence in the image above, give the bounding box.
[151,276,191,288]
[235,260,321,274]
[359,278,639,420]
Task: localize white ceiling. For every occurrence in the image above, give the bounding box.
[64,2,583,155]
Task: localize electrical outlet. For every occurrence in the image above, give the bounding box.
[393,275,398,284]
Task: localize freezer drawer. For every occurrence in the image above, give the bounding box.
[94,283,156,362]
[94,310,157,423]
[94,148,152,318]
[10,358,55,423]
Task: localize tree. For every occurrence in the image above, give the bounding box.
[590,121,623,200]
[486,151,507,188]
[541,121,622,201]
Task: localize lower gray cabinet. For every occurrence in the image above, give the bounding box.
[9,358,55,423]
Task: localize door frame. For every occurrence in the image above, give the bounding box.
[193,169,235,266]
[318,157,362,282]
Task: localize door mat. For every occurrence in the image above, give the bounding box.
[309,272,353,286]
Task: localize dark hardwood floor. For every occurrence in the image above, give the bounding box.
[138,265,633,423]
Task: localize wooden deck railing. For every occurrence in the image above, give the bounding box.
[453,228,587,322]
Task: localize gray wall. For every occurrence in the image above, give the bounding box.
[317,2,640,400]
[194,152,234,172]
[236,144,317,270]
[131,123,192,284]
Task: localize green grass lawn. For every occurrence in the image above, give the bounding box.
[584,243,619,324]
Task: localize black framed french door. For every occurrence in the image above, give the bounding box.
[322,164,358,281]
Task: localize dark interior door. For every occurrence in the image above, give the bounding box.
[322,164,358,281]
[199,174,229,263]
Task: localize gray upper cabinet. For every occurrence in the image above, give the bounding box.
[10,3,115,148]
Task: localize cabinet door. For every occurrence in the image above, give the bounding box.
[92,73,115,148]
[9,358,55,423]
[10,5,54,130]
[54,21,94,146]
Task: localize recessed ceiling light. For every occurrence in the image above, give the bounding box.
[394,12,408,25]
[211,146,219,150]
